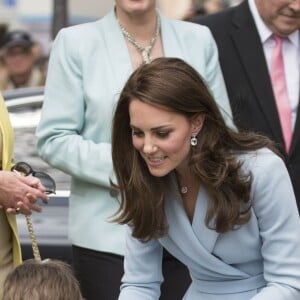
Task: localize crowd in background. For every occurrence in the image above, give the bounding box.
[0,0,299,299]
[0,0,243,93]
[0,28,46,91]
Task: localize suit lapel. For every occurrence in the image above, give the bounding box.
[289,91,300,157]
[230,2,284,144]
[101,10,133,92]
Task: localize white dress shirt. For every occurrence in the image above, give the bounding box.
[248,0,300,129]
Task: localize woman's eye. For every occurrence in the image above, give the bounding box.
[132,130,143,137]
[157,131,169,138]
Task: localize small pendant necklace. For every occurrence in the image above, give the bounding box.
[116,14,161,64]
[180,186,188,194]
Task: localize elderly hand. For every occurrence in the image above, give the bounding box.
[0,171,49,215]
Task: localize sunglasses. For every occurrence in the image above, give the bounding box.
[11,162,56,195]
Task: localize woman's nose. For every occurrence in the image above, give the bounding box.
[142,137,157,154]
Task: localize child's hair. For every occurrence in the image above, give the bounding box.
[3,259,83,300]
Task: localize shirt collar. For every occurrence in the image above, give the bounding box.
[248,0,273,43]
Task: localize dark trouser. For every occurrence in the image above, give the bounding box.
[72,246,191,300]
[161,249,191,299]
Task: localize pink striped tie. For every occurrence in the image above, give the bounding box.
[270,35,292,152]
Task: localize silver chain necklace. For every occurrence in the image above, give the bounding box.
[117,15,161,64]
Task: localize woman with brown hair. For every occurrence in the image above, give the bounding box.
[111,57,300,299]
[36,0,235,298]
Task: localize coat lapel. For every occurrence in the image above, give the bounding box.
[192,187,220,253]
[100,10,133,93]
[160,14,183,58]
[161,174,247,278]
[99,11,186,94]
[230,2,284,144]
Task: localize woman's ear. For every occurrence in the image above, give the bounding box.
[191,114,205,135]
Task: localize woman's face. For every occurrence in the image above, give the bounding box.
[129,99,203,177]
[115,0,156,17]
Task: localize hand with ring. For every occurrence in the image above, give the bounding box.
[0,168,53,215]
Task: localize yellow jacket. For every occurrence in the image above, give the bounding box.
[0,95,22,266]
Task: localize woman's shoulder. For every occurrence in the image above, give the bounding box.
[56,20,103,40]
[237,148,285,173]
[162,15,212,39]
[55,10,114,41]
[51,11,115,55]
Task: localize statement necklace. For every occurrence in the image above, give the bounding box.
[117,15,161,64]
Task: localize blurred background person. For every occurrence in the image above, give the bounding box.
[0,30,46,91]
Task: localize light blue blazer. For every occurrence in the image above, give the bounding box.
[36,9,234,255]
[119,149,300,299]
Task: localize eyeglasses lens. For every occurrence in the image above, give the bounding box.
[33,172,56,194]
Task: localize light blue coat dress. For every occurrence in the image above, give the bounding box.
[36,9,234,255]
[119,149,300,299]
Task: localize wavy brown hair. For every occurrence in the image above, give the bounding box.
[111,57,276,241]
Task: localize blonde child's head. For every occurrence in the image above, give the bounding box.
[3,259,83,300]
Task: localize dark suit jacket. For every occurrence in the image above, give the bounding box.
[195,1,300,210]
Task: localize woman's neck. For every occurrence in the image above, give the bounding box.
[175,170,200,224]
